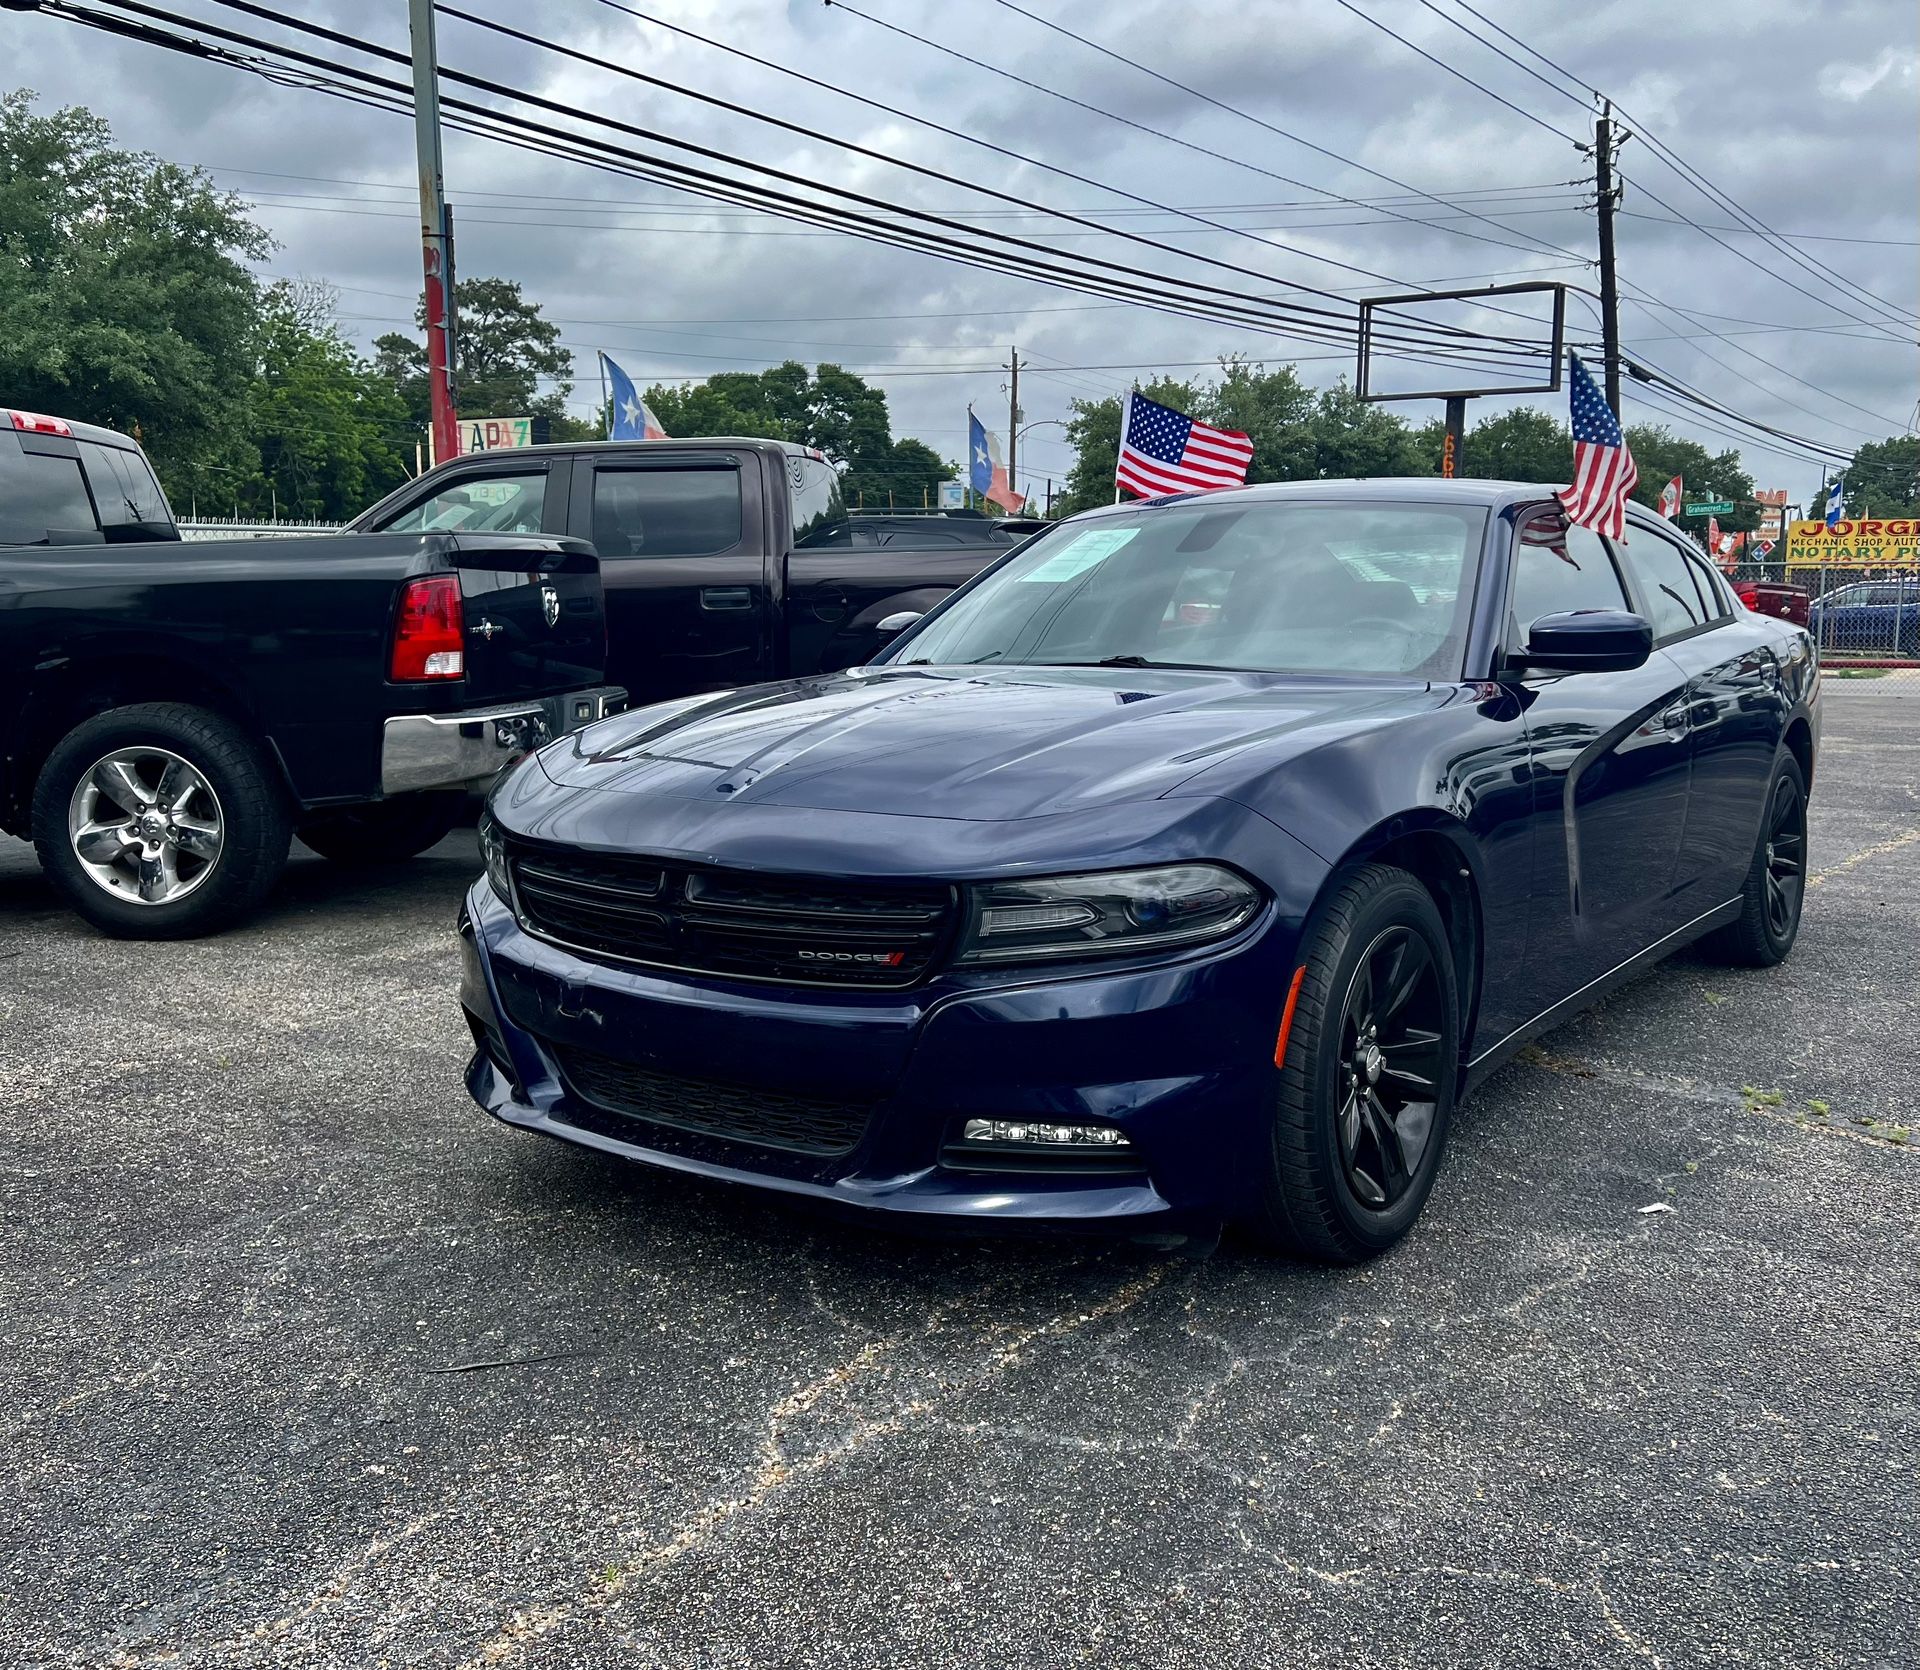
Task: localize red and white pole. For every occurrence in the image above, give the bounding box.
[410,0,459,467]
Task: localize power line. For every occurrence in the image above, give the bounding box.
[1410,0,1920,335]
[80,0,1556,385]
[825,0,1594,273]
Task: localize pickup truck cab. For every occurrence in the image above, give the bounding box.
[1,410,620,938]
[348,440,1018,705]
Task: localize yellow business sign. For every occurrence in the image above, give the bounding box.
[1785,519,1920,567]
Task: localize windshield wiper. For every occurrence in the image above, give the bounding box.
[1044,655,1212,670]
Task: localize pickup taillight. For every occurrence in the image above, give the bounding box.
[8,409,73,436]
[391,574,466,681]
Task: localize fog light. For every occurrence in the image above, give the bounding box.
[960,1118,1131,1147]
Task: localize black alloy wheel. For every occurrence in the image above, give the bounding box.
[1249,862,1460,1263]
[1761,772,1807,943]
[1708,752,1809,968]
[1334,927,1447,1210]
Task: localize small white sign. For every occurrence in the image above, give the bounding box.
[938,480,965,510]
[458,416,534,454]
[1020,527,1140,583]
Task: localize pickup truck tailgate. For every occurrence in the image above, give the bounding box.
[447,536,608,703]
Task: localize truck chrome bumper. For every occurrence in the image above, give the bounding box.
[381,685,626,795]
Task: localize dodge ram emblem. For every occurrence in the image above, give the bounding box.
[540,584,560,628]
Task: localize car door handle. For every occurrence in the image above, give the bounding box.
[1659,702,1690,733]
[700,587,753,612]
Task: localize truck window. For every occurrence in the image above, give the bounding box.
[77,441,172,528]
[785,451,845,544]
[379,472,546,533]
[591,468,743,558]
[0,444,99,544]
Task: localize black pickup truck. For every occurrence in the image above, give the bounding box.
[1,411,620,938]
[346,439,1023,705]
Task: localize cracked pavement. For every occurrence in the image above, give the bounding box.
[2,679,1916,1669]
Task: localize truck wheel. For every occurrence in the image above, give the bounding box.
[32,703,292,940]
[1245,864,1460,1263]
[297,792,467,865]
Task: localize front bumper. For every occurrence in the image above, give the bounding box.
[382,685,626,795]
[458,879,1295,1237]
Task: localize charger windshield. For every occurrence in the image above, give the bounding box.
[880,501,1488,678]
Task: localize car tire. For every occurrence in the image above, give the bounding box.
[297,792,467,866]
[1247,863,1460,1263]
[32,702,292,940]
[1705,753,1808,968]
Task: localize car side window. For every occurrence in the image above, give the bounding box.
[1616,528,1709,640]
[1508,508,1629,639]
[379,472,546,534]
[1682,550,1733,622]
[591,468,743,559]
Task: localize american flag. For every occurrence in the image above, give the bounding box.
[1115,390,1254,499]
[1558,353,1638,539]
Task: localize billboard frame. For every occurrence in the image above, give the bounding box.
[1355,281,1568,404]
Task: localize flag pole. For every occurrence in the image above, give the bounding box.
[1114,388,1132,505]
[598,351,611,439]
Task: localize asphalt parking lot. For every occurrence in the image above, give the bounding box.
[2,679,1915,1670]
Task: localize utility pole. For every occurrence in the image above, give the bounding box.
[1006,347,1021,509]
[1594,100,1625,420]
[410,0,459,467]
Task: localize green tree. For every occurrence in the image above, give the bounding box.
[1838,435,1920,517]
[374,275,574,428]
[236,281,412,521]
[0,89,269,499]
[1411,405,1570,483]
[639,361,954,507]
[1622,424,1758,532]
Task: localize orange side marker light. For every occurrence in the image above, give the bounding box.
[1273,965,1307,1069]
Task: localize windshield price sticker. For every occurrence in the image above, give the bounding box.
[1020,527,1140,583]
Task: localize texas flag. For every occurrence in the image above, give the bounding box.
[601,351,669,441]
[968,409,1024,513]
[1657,475,1683,520]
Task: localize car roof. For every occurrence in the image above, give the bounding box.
[1074,477,1566,516]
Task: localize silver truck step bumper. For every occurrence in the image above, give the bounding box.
[381,686,627,796]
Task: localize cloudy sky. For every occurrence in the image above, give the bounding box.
[6,0,1915,506]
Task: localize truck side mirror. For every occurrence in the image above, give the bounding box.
[875,611,923,636]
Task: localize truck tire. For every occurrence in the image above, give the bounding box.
[32,702,292,940]
[297,792,467,866]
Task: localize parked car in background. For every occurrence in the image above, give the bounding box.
[1733,577,1809,627]
[460,480,1818,1261]
[348,441,1016,708]
[1,409,619,937]
[1807,577,1920,657]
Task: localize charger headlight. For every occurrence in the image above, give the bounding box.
[478,810,512,904]
[955,863,1262,966]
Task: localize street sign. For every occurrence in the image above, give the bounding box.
[1684,499,1734,515]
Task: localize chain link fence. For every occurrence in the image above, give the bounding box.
[1726,553,1919,665]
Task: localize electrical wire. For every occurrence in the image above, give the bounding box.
[825,0,1593,273]
[64,0,1559,386]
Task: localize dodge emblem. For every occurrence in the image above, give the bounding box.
[540,584,560,628]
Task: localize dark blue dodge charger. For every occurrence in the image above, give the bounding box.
[460,481,1819,1260]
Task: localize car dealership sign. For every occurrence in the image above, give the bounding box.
[457,416,550,454]
[1785,519,1920,566]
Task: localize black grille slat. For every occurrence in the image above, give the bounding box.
[551,1042,873,1154]
[506,840,955,988]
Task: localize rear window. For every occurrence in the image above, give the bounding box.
[78,440,171,527]
[0,441,99,545]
